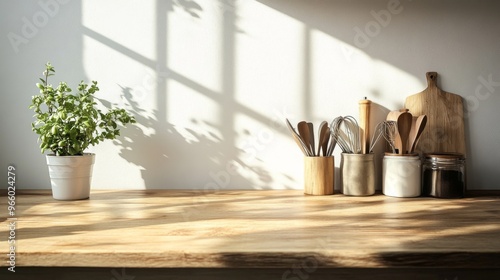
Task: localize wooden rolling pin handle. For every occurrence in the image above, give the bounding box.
[359,97,372,154]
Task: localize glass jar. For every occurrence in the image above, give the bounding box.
[422,153,466,198]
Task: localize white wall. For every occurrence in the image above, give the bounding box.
[1,0,499,190]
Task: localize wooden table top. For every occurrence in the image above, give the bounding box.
[2,190,500,268]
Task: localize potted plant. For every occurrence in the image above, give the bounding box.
[29,62,136,200]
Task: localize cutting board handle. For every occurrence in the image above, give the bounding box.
[426,72,438,87]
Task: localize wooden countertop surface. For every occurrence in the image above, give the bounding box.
[2,190,500,268]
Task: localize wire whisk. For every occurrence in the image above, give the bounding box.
[330,116,361,154]
[378,120,398,153]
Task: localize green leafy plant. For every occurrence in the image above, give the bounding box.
[29,62,136,156]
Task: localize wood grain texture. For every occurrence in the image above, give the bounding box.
[358,98,371,154]
[304,156,334,195]
[404,72,466,156]
[1,190,500,269]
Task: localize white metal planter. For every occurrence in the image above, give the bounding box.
[46,153,95,200]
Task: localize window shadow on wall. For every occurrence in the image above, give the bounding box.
[91,0,284,189]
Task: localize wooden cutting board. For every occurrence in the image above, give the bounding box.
[404,72,466,156]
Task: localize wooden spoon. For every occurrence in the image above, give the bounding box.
[322,127,330,156]
[298,121,313,156]
[397,112,413,154]
[317,121,328,156]
[409,115,427,153]
[407,116,418,152]
[286,119,311,156]
[307,122,315,156]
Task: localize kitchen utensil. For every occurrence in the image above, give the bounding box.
[386,109,406,154]
[405,72,466,156]
[317,121,328,156]
[368,121,385,153]
[326,127,337,156]
[381,121,398,153]
[408,115,427,153]
[307,122,315,156]
[322,126,331,156]
[408,116,418,150]
[397,111,413,154]
[298,121,313,156]
[330,116,361,154]
[386,108,408,121]
[286,118,311,156]
[359,97,372,154]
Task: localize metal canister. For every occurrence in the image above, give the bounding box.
[340,153,375,196]
[422,153,466,198]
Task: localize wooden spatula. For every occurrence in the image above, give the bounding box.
[408,115,427,153]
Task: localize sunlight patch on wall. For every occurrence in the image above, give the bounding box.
[167,2,223,95]
[370,58,423,109]
[235,1,304,118]
[81,0,159,132]
[82,34,158,124]
[309,28,422,119]
[309,28,374,119]
[81,0,156,62]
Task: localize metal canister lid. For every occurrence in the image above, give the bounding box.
[424,152,465,162]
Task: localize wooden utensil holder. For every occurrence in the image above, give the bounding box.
[304,156,334,195]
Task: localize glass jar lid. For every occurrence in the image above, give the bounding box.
[424,152,465,162]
